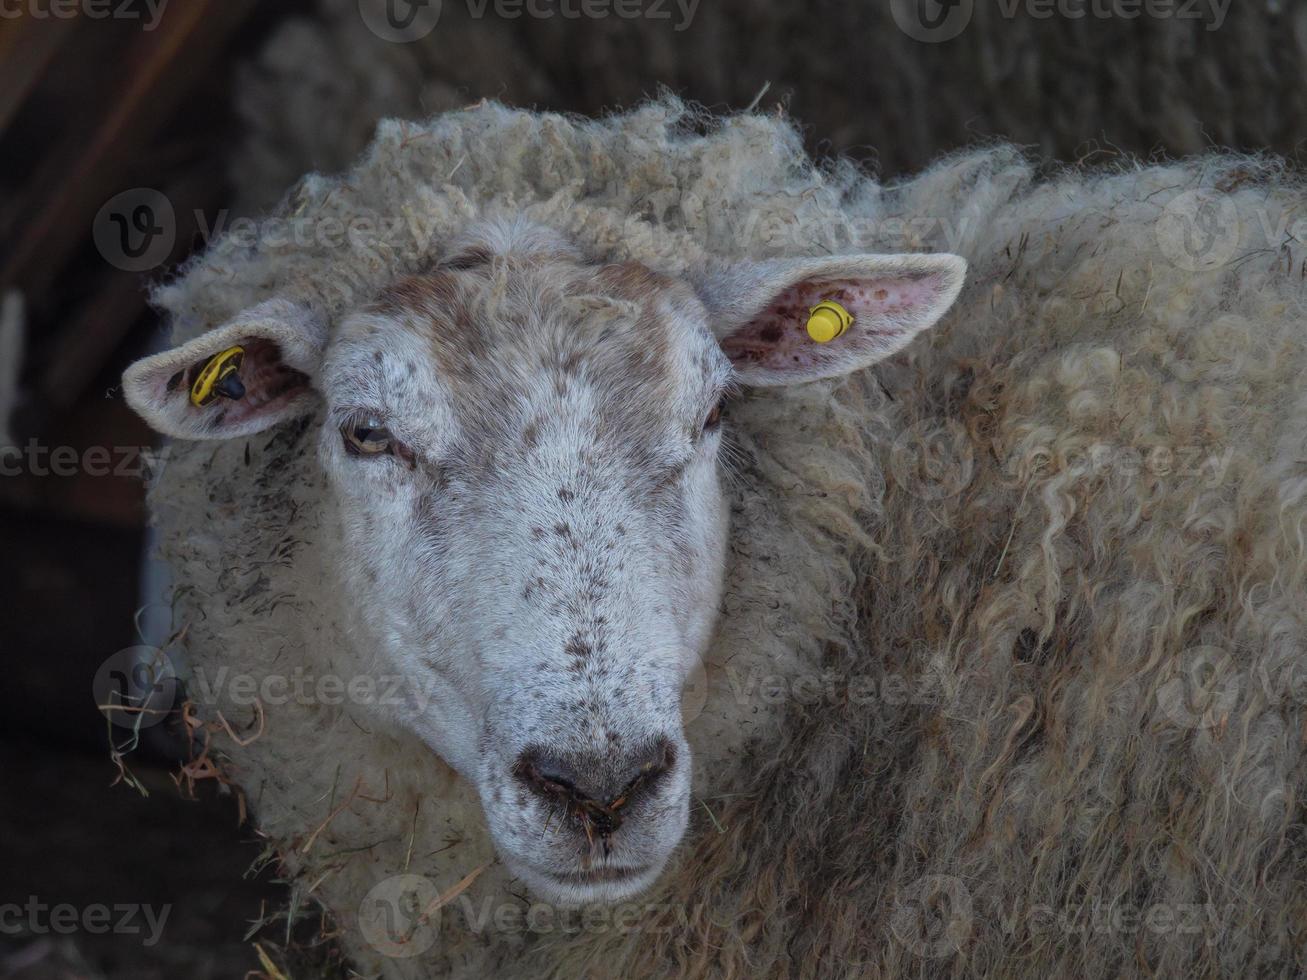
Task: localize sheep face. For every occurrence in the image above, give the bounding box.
[122,219,965,906]
[316,229,732,905]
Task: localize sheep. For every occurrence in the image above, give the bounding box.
[122,100,1307,978]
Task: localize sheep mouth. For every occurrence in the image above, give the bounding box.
[546,865,651,885]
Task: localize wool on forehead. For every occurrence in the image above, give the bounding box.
[151,98,866,342]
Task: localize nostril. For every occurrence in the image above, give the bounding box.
[511,737,677,834]
[513,752,580,800]
[611,738,675,808]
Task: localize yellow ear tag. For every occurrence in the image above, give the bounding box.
[806,300,853,343]
[190,346,247,407]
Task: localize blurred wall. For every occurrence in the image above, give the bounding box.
[233,0,1307,212]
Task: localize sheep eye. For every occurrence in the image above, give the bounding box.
[703,400,724,432]
[342,417,394,456]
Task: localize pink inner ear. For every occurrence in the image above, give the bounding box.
[178,338,310,430]
[721,276,936,369]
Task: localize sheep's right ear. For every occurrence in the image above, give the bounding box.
[123,299,327,440]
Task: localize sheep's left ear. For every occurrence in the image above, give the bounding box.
[693,253,966,386]
[123,299,326,440]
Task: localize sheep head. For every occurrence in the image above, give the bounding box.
[122,218,964,906]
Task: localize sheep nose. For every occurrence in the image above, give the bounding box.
[512,738,675,835]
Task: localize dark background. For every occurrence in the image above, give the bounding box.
[1,1,1303,975]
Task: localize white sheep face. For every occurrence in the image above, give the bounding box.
[122,218,965,906]
[317,229,731,905]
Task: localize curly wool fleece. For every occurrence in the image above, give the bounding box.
[145,101,1307,978]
